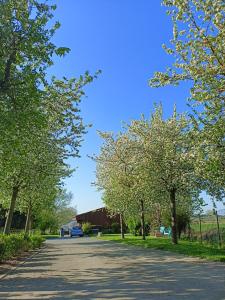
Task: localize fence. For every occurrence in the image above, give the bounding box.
[190,215,225,246]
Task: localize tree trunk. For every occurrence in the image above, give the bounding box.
[25,203,32,235]
[187,221,191,241]
[140,200,146,240]
[170,188,178,244]
[199,215,202,244]
[215,210,222,248]
[3,185,19,234]
[120,213,125,239]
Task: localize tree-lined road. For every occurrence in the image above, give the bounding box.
[0,238,224,299]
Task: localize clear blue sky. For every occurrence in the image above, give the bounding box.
[48,0,223,213]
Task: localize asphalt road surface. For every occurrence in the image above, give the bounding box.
[0,238,224,299]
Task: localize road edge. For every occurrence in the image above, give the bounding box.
[0,243,47,280]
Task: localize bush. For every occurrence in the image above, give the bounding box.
[126,218,140,236]
[82,222,92,235]
[0,233,44,262]
[111,222,120,234]
[27,234,45,249]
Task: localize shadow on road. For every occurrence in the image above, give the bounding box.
[0,239,224,299]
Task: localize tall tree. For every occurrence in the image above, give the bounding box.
[94,133,136,238]
[95,132,156,240]
[128,106,196,244]
[0,1,97,233]
[149,0,225,201]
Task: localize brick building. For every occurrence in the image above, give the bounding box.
[76,207,120,229]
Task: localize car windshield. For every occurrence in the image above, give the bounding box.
[72,227,81,230]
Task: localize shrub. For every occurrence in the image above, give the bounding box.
[111,222,120,234]
[126,218,140,236]
[0,233,44,262]
[27,234,45,249]
[126,219,150,236]
[82,222,92,235]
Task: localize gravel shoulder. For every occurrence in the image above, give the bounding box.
[0,237,224,299]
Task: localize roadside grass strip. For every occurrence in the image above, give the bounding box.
[41,234,60,239]
[98,234,225,262]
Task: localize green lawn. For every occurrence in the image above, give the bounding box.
[98,234,225,262]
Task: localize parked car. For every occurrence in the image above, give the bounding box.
[61,225,69,235]
[69,226,84,237]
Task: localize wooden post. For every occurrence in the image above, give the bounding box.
[199,214,202,243]
[215,210,222,248]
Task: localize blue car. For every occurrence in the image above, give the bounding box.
[70,226,84,237]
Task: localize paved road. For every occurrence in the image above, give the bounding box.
[0,238,224,299]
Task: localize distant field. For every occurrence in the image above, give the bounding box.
[190,216,225,245]
[191,216,225,233]
[191,222,225,232]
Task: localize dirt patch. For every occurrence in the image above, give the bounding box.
[0,251,30,277]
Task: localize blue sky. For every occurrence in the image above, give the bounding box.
[48,0,222,213]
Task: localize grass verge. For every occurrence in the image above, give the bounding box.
[41,234,60,239]
[98,234,225,262]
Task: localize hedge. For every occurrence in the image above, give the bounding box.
[0,233,44,262]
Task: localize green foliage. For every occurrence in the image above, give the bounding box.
[82,222,92,235]
[94,1,224,246]
[0,0,98,234]
[0,233,44,262]
[36,211,59,234]
[126,217,140,236]
[149,0,225,200]
[27,234,45,249]
[34,189,77,233]
[150,0,225,110]
[54,189,77,226]
[111,222,120,234]
[56,207,77,227]
[161,209,190,238]
[95,105,197,244]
